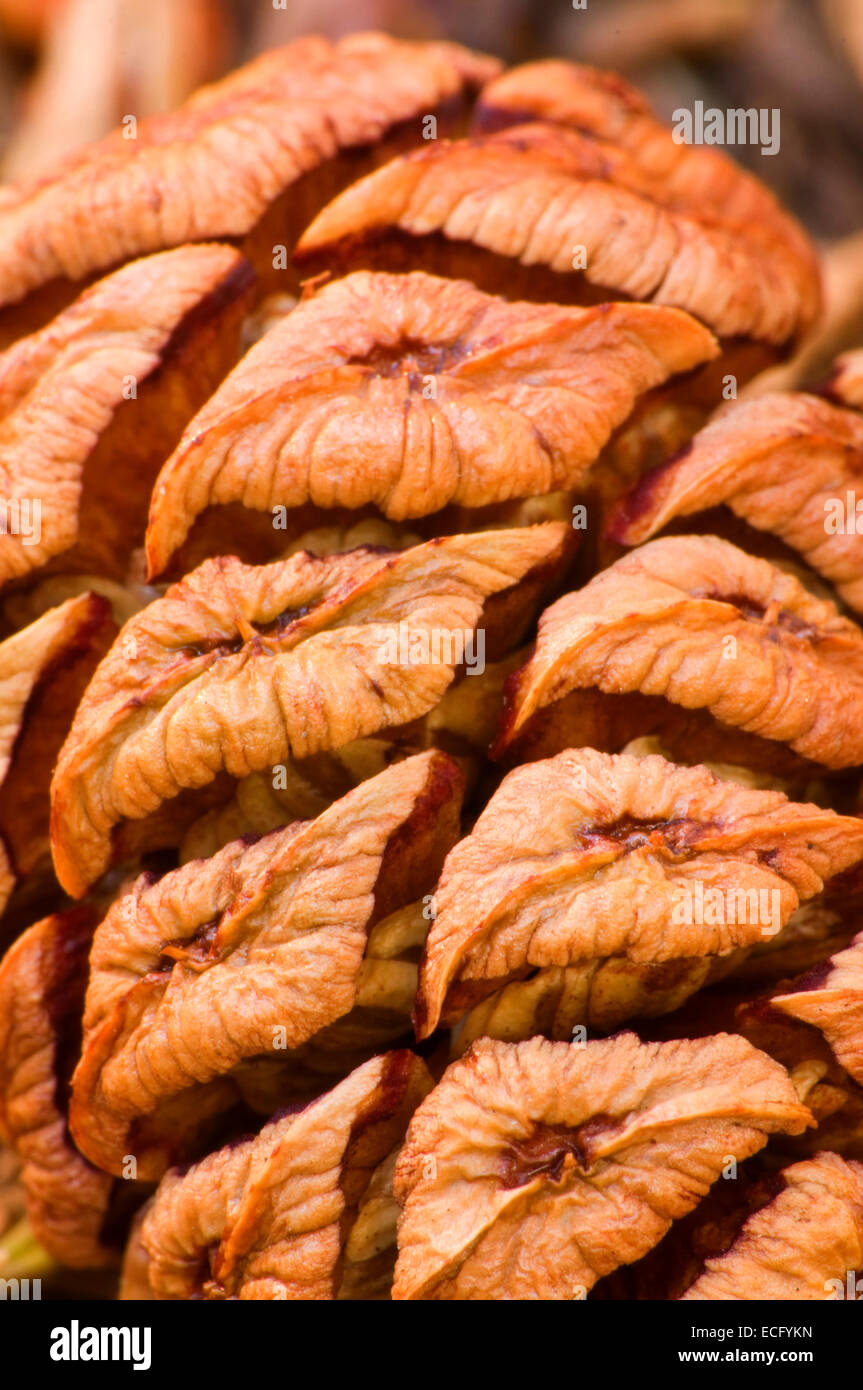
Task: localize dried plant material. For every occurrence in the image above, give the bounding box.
[744,234,863,399]
[473,58,655,133]
[456,490,577,531]
[643,982,863,1162]
[606,394,863,613]
[70,753,462,1179]
[0,1143,25,1241]
[729,903,863,988]
[823,347,863,411]
[0,593,114,916]
[495,535,863,771]
[128,1051,430,1299]
[240,294,298,350]
[259,494,572,581]
[281,518,421,558]
[230,893,434,1091]
[296,118,819,349]
[618,733,798,794]
[682,1152,863,1299]
[806,1086,863,1161]
[598,1146,859,1300]
[392,1033,812,1300]
[771,933,863,1086]
[2,0,231,182]
[590,394,714,511]
[416,749,863,1043]
[180,651,520,862]
[0,849,13,929]
[497,687,827,786]
[0,907,122,1267]
[1,571,157,636]
[0,244,253,591]
[144,269,716,577]
[474,58,801,264]
[338,1145,405,1301]
[118,1207,155,1301]
[0,32,498,330]
[51,523,566,897]
[178,738,404,863]
[421,645,524,756]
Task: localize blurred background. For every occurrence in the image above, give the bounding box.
[0,0,860,372]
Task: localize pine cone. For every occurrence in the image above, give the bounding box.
[127,1051,431,1300]
[0,905,146,1266]
[0,33,498,340]
[144,269,715,576]
[495,535,863,772]
[0,594,114,926]
[415,748,863,1044]
[0,31,859,1302]
[606,390,863,615]
[50,523,566,896]
[69,753,462,1179]
[392,1033,811,1299]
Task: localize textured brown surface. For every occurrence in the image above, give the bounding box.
[823,347,863,411]
[0,593,114,915]
[0,1140,24,1240]
[496,535,863,771]
[70,753,461,1179]
[473,58,817,285]
[607,393,863,614]
[130,1051,430,1299]
[296,116,819,347]
[0,907,122,1266]
[51,523,566,897]
[0,243,253,589]
[144,269,716,575]
[0,31,498,326]
[178,649,520,862]
[726,902,863,990]
[416,749,863,1042]
[772,932,863,1087]
[0,27,857,1305]
[392,1033,811,1299]
[682,1153,863,1299]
